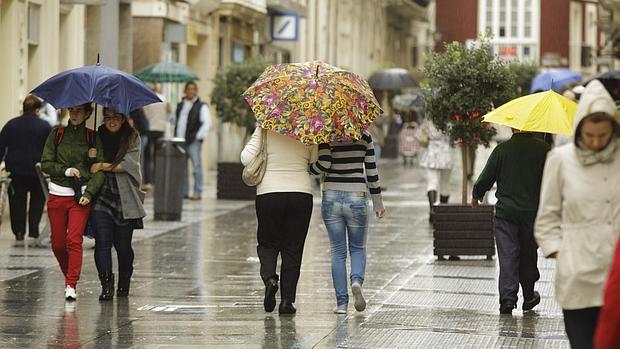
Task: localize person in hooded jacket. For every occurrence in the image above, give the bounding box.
[535,80,620,349]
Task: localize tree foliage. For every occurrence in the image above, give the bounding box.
[421,39,518,147]
[211,59,267,132]
[508,60,539,96]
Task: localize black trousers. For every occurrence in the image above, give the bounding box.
[144,130,164,184]
[494,217,540,303]
[563,307,600,349]
[91,210,134,278]
[8,175,46,238]
[255,192,313,303]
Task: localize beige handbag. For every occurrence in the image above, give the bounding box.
[242,128,268,186]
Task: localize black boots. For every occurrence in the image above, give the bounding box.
[117,273,131,297]
[427,190,437,222]
[98,272,114,301]
[440,195,449,204]
[264,278,279,312]
[278,299,296,314]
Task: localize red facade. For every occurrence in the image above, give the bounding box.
[434,0,478,52]
[435,0,571,66]
[540,0,570,65]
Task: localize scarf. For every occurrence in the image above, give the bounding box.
[98,127,122,163]
[575,137,619,166]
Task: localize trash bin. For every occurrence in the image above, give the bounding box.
[154,138,186,221]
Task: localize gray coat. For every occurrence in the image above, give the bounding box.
[116,137,146,219]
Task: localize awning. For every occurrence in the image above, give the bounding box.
[386,0,428,21]
[267,0,307,17]
[59,0,134,4]
[60,0,107,4]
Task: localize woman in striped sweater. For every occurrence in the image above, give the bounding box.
[309,131,385,314]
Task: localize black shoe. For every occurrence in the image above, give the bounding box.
[440,195,450,204]
[278,299,296,314]
[499,301,516,314]
[15,232,25,246]
[448,255,461,261]
[264,278,278,312]
[522,291,541,311]
[98,272,114,301]
[116,273,131,297]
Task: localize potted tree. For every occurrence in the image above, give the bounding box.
[421,38,517,260]
[211,59,267,199]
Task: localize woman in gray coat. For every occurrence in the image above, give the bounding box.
[90,107,146,301]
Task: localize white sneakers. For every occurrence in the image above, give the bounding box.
[65,286,77,300]
[333,304,348,314]
[351,283,366,312]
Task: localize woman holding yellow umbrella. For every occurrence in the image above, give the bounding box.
[472,90,576,314]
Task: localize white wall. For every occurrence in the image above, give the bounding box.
[0,0,85,124]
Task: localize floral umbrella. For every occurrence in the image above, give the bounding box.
[242,61,381,145]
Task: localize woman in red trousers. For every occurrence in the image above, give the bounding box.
[41,103,104,300]
[595,239,620,349]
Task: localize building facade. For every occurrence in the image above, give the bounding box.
[1,0,435,169]
[435,0,607,76]
[0,0,133,124]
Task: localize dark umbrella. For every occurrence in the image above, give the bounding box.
[368,68,418,90]
[31,63,162,116]
[135,62,199,83]
[592,70,620,100]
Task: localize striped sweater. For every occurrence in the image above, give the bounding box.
[309,132,384,211]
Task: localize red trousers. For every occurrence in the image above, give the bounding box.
[47,195,90,288]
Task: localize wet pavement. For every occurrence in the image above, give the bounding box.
[0,155,569,348]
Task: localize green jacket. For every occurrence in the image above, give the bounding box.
[472,133,551,222]
[41,123,105,200]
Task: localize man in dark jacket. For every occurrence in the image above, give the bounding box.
[472,130,550,314]
[0,95,52,245]
[171,81,211,200]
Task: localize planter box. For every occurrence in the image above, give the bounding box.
[432,204,495,260]
[217,162,256,200]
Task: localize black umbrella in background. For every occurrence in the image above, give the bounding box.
[368,68,418,90]
[593,70,620,101]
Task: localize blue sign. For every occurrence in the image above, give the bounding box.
[271,13,298,41]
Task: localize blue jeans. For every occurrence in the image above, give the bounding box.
[321,190,369,306]
[184,141,203,197]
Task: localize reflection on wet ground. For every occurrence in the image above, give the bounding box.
[0,162,568,348]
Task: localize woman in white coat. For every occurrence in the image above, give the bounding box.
[241,127,317,315]
[535,80,620,349]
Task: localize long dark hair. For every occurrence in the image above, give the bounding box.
[102,107,139,168]
[111,120,139,168]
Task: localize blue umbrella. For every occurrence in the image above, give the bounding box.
[530,68,582,93]
[31,64,161,115]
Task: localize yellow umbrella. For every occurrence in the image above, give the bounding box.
[482,90,577,135]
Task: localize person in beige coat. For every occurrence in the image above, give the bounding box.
[535,80,620,349]
[241,127,317,315]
